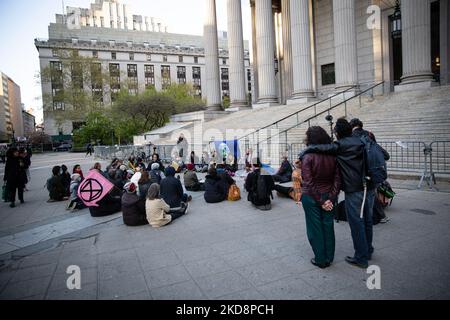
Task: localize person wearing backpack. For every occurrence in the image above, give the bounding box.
[245,158,275,211]
[300,118,374,269]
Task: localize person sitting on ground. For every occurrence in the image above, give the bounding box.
[89,191,122,217]
[138,171,152,200]
[160,166,192,211]
[147,153,164,172]
[67,173,86,211]
[245,158,275,211]
[130,166,142,186]
[122,182,148,227]
[273,156,293,183]
[60,165,71,197]
[106,158,120,172]
[113,165,127,189]
[92,162,109,178]
[204,167,231,204]
[184,164,204,192]
[47,166,67,202]
[73,164,84,180]
[149,163,165,185]
[146,183,187,228]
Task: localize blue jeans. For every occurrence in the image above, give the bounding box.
[345,188,375,265]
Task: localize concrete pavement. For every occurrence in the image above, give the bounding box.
[0,152,449,300]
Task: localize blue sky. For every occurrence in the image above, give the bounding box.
[0,0,251,124]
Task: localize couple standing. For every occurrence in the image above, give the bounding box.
[301,118,386,269]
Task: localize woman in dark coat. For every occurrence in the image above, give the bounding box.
[204,167,231,203]
[4,147,27,208]
[121,182,148,226]
[138,171,152,200]
[47,166,66,202]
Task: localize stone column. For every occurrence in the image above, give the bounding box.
[227,0,248,109]
[290,0,315,101]
[332,0,358,90]
[250,1,259,104]
[399,0,434,88]
[281,0,293,102]
[204,0,222,110]
[255,0,278,104]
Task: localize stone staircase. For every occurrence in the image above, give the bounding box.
[152,85,450,177]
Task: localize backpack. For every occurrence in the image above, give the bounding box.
[149,170,162,185]
[254,173,273,203]
[360,135,389,185]
[335,200,348,222]
[228,184,241,201]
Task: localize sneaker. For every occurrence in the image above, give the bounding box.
[380,217,390,224]
[9,202,16,208]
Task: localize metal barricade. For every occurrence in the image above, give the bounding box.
[430,141,450,175]
[290,143,306,164]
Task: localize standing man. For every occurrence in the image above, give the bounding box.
[300,118,373,268]
[86,143,93,157]
[4,147,27,208]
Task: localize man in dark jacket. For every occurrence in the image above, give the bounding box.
[47,166,66,202]
[273,156,293,183]
[245,158,275,211]
[204,167,230,203]
[160,166,191,210]
[121,182,148,226]
[4,147,26,208]
[300,118,373,268]
[350,118,377,142]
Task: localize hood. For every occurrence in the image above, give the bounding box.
[121,192,140,207]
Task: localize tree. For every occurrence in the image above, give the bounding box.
[72,111,113,146]
[28,131,52,145]
[163,83,206,114]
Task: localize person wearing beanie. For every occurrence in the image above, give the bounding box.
[184,163,204,192]
[121,182,148,226]
[149,162,165,185]
[160,166,192,210]
[146,183,186,228]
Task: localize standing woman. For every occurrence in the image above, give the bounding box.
[301,126,341,269]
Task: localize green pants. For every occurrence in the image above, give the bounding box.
[302,194,336,265]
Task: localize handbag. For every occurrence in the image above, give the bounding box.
[228,184,241,201]
[2,183,8,202]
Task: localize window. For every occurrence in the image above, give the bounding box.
[146,53,152,61]
[179,55,184,63]
[161,65,171,90]
[177,66,186,84]
[144,65,155,89]
[52,49,59,57]
[50,61,64,110]
[247,69,252,92]
[221,68,229,96]
[91,63,103,104]
[127,64,138,95]
[109,63,121,102]
[71,62,83,90]
[163,55,168,62]
[111,52,117,60]
[192,67,202,98]
[321,63,336,86]
[100,17,105,27]
[93,50,98,58]
[129,52,134,61]
[222,58,227,65]
[194,56,199,64]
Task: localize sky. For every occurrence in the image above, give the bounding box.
[0,0,252,124]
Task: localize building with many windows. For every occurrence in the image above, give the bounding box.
[0,72,24,142]
[35,0,251,137]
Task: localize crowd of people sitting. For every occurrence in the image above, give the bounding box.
[2,118,395,271]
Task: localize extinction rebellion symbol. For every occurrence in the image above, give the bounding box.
[79,178,104,203]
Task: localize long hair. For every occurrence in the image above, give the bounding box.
[147,183,160,200]
[304,126,332,146]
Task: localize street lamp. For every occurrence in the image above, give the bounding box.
[391,0,401,40]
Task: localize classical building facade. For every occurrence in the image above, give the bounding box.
[204,0,449,109]
[0,72,24,142]
[36,0,251,137]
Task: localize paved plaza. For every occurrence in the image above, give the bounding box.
[0,152,449,300]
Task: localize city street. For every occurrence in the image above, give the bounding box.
[0,152,449,300]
